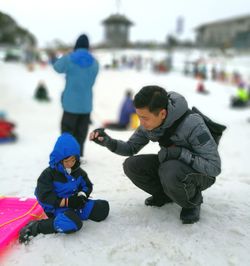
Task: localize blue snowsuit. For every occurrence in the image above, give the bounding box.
[35,133,109,234]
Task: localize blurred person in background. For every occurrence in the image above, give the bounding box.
[196,77,209,95]
[34,80,50,101]
[230,82,249,108]
[104,90,137,130]
[89,86,221,224]
[0,111,17,143]
[53,34,99,161]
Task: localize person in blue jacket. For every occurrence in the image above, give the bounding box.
[53,34,99,158]
[19,133,109,244]
[104,90,136,130]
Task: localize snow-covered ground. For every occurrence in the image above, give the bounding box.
[0,55,250,266]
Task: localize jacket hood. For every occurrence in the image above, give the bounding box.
[49,133,80,168]
[163,91,188,128]
[70,49,94,68]
[144,91,188,141]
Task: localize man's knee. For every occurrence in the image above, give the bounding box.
[54,210,82,234]
[185,173,216,191]
[123,156,136,179]
[158,161,204,208]
[123,155,158,178]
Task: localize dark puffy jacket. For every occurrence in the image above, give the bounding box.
[111,92,221,177]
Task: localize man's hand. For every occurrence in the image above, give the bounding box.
[89,128,108,145]
[158,146,182,163]
[89,128,117,151]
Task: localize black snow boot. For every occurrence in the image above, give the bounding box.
[180,205,201,224]
[19,220,40,244]
[145,193,173,207]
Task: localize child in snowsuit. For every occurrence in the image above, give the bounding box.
[0,118,17,143]
[19,133,109,243]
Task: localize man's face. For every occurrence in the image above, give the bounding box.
[136,107,167,130]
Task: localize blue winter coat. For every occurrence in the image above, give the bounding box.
[53,49,99,114]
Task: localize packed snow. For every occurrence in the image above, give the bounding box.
[0,50,250,266]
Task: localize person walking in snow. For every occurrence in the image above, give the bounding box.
[89,85,221,224]
[19,133,109,243]
[53,34,99,160]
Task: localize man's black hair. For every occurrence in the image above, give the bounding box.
[133,86,169,114]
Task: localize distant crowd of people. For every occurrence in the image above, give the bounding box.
[183,60,250,108]
[183,60,246,86]
[103,54,172,74]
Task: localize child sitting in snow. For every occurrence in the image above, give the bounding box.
[103,90,137,130]
[34,81,50,101]
[0,112,17,143]
[230,82,249,108]
[196,77,209,95]
[19,133,109,243]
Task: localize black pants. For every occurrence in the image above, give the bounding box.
[123,154,215,208]
[231,98,247,108]
[61,111,90,157]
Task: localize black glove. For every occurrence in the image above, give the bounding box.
[91,128,117,152]
[158,146,182,163]
[67,194,87,209]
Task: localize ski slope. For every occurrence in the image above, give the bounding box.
[0,54,250,266]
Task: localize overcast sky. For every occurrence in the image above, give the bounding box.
[1,0,250,47]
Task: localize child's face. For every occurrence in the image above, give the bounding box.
[62,156,76,169]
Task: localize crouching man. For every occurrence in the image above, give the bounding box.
[90,86,221,224]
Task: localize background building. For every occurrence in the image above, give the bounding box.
[102,14,133,48]
[195,14,250,49]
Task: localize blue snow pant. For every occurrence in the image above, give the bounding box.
[38,199,109,235]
